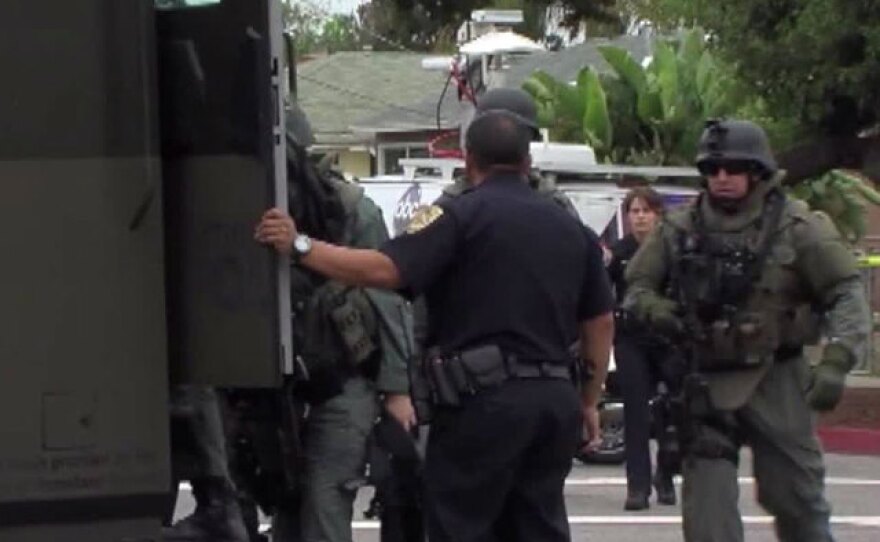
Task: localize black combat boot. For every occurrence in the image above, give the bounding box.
[163,477,250,542]
[653,470,677,506]
[624,488,650,511]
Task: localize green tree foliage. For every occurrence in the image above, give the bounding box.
[392,0,620,35]
[524,29,748,164]
[358,0,455,51]
[319,14,362,52]
[522,65,614,151]
[283,1,322,54]
[616,0,699,31]
[621,0,880,182]
[618,0,880,240]
[368,0,621,51]
[523,28,880,241]
[282,1,364,55]
[790,171,880,242]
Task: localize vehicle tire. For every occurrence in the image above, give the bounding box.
[575,401,625,465]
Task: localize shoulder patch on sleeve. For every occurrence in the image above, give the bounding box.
[406,205,444,234]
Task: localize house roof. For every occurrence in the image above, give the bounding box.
[351,84,466,134]
[296,51,449,146]
[360,34,655,135]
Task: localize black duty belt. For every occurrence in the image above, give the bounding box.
[505,357,572,380]
[419,345,574,409]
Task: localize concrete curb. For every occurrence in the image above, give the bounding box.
[818,427,880,456]
[817,378,880,455]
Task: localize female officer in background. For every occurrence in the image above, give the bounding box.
[607,186,676,510]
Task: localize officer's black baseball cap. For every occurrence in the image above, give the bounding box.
[474,88,540,139]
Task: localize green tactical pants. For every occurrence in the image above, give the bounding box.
[273,376,379,542]
[682,358,834,542]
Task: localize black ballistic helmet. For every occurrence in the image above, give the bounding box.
[475,88,540,139]
[695,119,777,179]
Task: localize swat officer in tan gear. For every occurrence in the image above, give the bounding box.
[623,119,870,542]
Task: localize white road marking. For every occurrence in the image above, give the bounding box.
[179,476,880,492]
[339,517,880,529]
[826,477,880,486]
[177,476,880,532]
[566,516,880,526]
[564,476,880,486]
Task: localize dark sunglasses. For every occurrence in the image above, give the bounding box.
[698,160,753,176]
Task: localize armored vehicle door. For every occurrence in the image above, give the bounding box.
[156,0,291,387]
[0,1,169,538]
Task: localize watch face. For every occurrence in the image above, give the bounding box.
[294,234,312,254]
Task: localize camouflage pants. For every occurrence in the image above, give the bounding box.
[682,358,834,542]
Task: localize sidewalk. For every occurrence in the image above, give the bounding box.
[817,374,880,455]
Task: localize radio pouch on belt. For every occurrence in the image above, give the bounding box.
[422,345,509,408]
[458,345,507,388]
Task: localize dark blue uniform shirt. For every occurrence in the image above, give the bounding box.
[380,173,613,363]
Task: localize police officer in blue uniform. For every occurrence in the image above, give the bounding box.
[255,110,615,542]
[606,187,676,510]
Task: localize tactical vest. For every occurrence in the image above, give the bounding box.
[670,190,819,371]
[290,181,380,402]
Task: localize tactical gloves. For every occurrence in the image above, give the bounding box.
[806,342,853,412]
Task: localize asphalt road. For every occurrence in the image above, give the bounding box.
[173,450,880,541]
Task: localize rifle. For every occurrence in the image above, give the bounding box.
[654,242,714,472]
[649,329,713,476]
[343,417,425,542]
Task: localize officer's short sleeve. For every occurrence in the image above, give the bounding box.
[578,228,614,321]
[380,209,459,298]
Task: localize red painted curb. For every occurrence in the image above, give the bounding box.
[817,427,880,455]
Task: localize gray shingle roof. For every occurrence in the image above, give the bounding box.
[296,51,448,145]
[352,84,466,133]
[361,35,654,134]
[300,36,655,141]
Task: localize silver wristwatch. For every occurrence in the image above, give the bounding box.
[292,233,313,262]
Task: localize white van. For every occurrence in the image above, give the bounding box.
[358,146,700,241]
